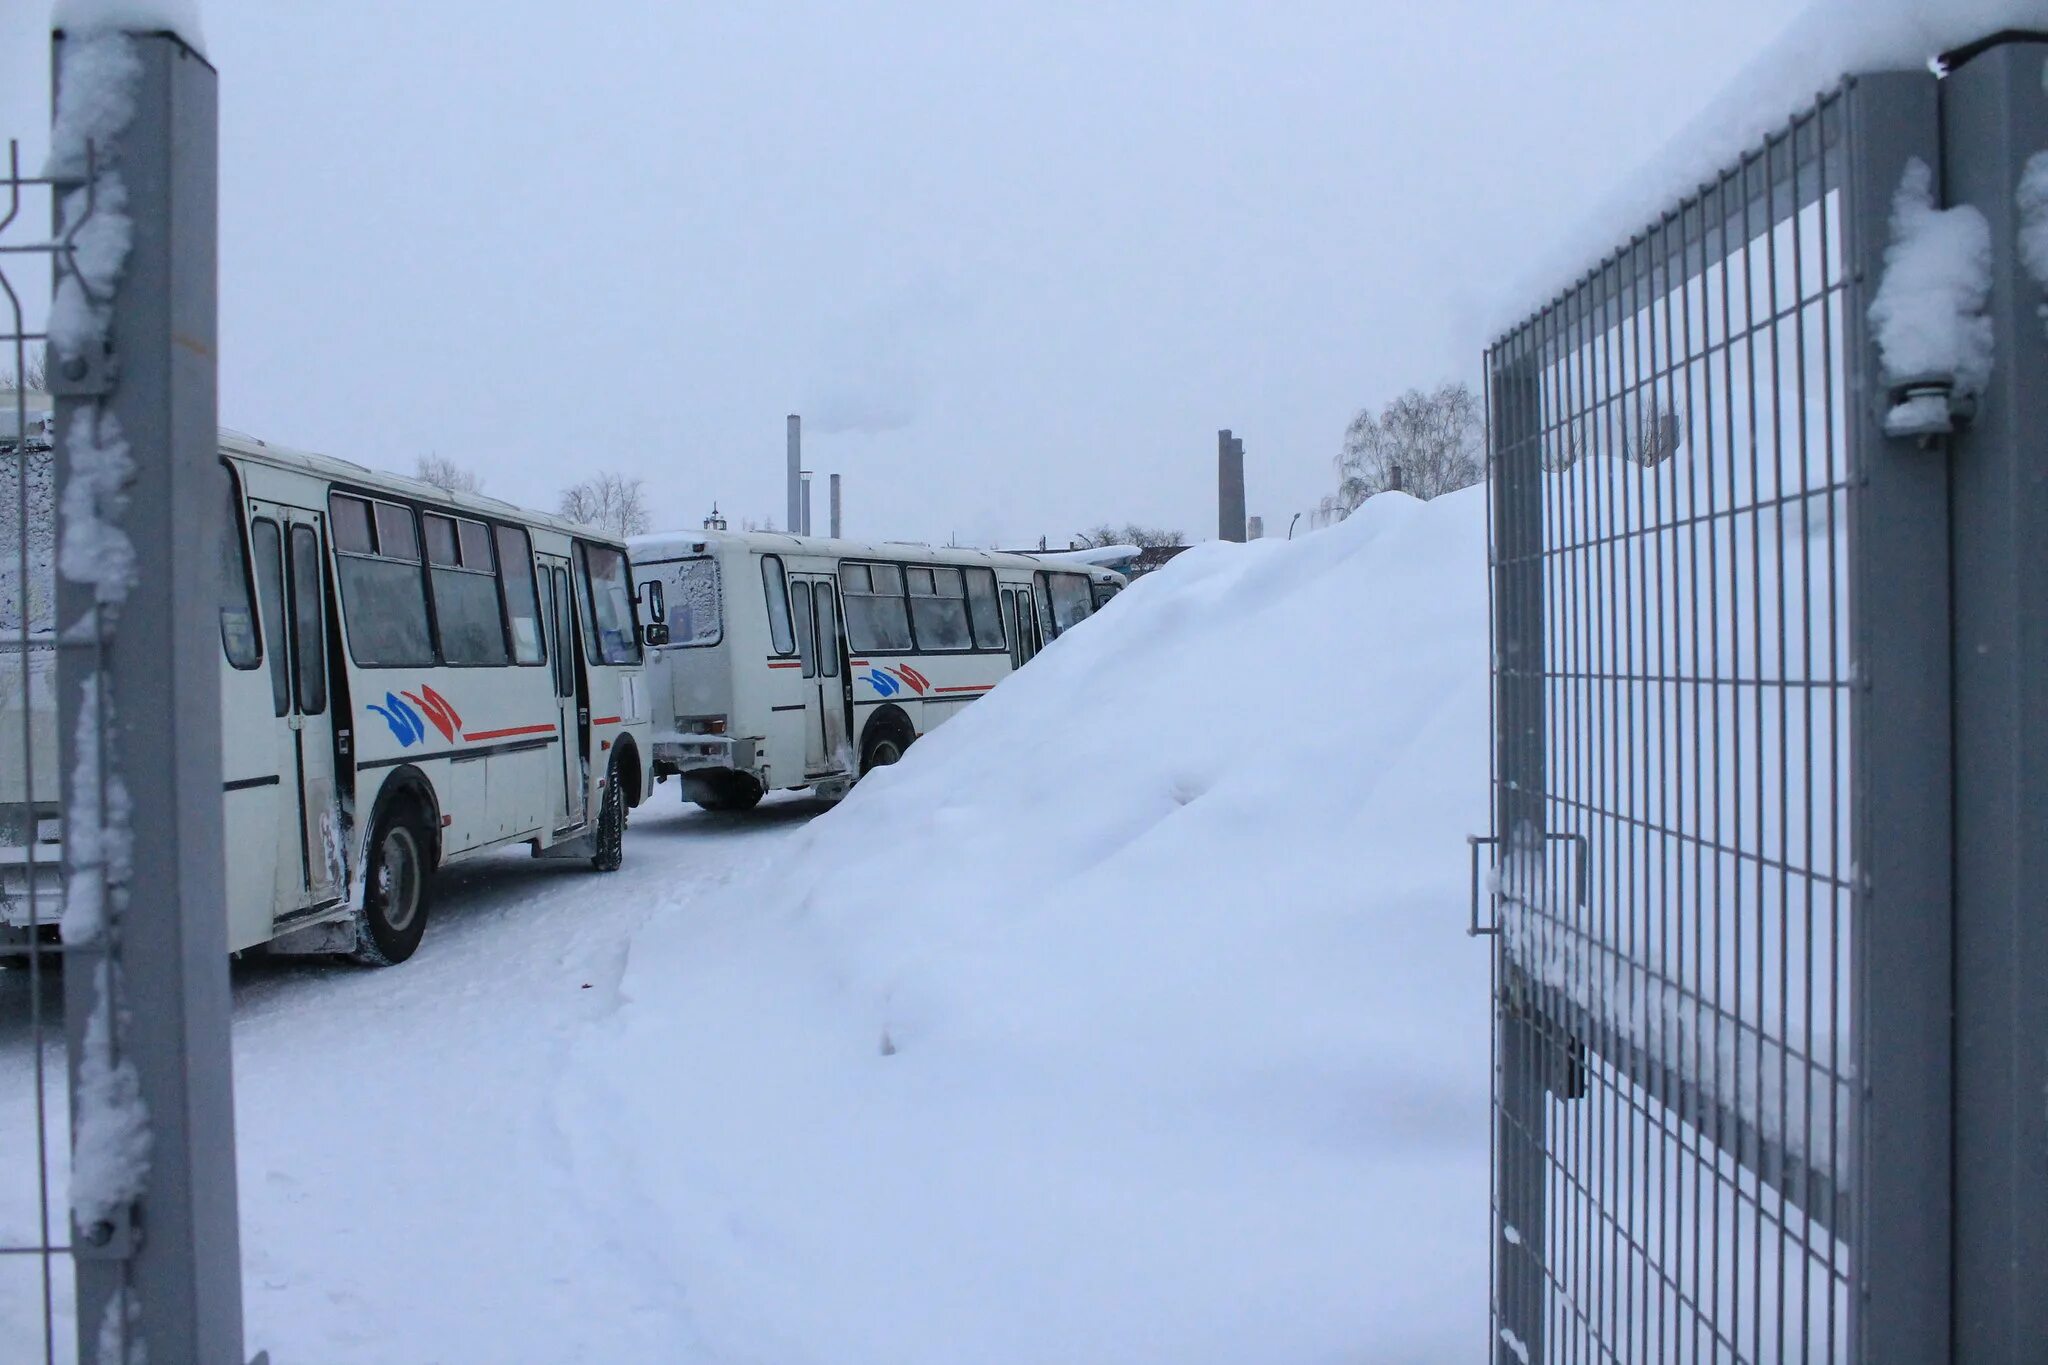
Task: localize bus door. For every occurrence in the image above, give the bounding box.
[248,500,340,919]
[789,573,850,775]
[536,553,585,830]
[1002,585,1039,667]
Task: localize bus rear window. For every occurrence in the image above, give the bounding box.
[661,557,722,647]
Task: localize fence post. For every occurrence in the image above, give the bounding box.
[50,28,243,1364]
[1486,332,1547,1365]
[1939,34,2048,1362]
[1840,69,1952,1365]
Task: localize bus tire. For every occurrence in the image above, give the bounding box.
[350,804,432,966]
[859,718,913,776]
[591,758,626,872]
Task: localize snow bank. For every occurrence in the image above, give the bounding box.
[1502,0,2047,335]
[571,490,1496,1362]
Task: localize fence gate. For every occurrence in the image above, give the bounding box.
[1478,31,2048,1365]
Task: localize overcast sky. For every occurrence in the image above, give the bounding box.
[4,1,1804,546]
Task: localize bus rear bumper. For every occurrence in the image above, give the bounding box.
[653,734,757,777]
[0,851,66,932]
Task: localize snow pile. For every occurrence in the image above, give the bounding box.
[1504,0,2045,333]
[1868,158,1995,432]
[570,489,1495,1362]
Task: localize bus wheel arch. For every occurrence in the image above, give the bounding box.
[350,768,440,966]
[609,736,645,809]
[362,767,442,873]
[858,706,917,775]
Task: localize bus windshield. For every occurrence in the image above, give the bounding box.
[579,542,643,665]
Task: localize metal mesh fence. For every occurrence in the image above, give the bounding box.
[1,136,84,1365]
[1483,86,1869,1364]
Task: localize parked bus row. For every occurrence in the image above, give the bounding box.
[1,430,1123,965]
[629,528,1119,810]
[5,431,667,965]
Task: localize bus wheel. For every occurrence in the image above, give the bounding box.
[591,759,626,872]
[351,806,431,966]
[860,730,907,776]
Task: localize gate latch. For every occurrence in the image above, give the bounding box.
[1883,373,1975,440]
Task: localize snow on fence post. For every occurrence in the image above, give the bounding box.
[1936,34,2048,1359]
[49,24,244,1365]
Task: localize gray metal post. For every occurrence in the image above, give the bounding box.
[1841,69,1952,1365]
[785,414,801,534]
[829,472,841,539]
[50,29,243,1365]
[1217,429,1245,542]
[1487,336,1547,1365]
[1941,36,2048,1362]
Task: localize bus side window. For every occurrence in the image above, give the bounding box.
[791,580,816,679]
[288,524,327,715]
[965,567,1005,652]
[761,554,795,655]
[427,512,511,667]
[814,587,840,678]
[219,474,261,669]
[250,518,290,717]
[843,562,912,652]
[495,525,545,664]
[331,494,433,667]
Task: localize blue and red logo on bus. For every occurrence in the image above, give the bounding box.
[367,685,463,748]
[864,664,930,698]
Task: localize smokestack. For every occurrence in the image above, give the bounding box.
[830,473,842,539]
[800,471,813,536]
[1247,515,1264,540]
[1218,429,1246,543]
[786,414,802,533]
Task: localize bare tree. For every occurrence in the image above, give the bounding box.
[1546,393,1686,471]
[415,453,483,497]
[1335,381,1484,508]
[558,470,651,537]
[0,350,48,392]
[1074,523,1186,550]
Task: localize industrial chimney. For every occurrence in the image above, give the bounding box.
[786,414,802,534]
[1218,429,1246,543]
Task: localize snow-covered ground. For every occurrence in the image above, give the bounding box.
[3,485,1495,1362]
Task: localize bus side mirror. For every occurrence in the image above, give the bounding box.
[635,578,669,646]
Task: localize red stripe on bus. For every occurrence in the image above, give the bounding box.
[934,684,993,694]
[848,659,869,667]
[766,660,801,669]
[592,715,621,726]
[461,723,557,741]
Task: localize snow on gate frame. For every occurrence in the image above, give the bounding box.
[1478,23,2048,1365]
[3,22,255,1365]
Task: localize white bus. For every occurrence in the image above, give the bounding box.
[628,527,1120,810]
[2,431,665,964]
